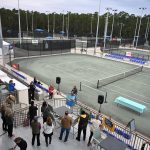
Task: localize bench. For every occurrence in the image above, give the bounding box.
[114,96,146,114]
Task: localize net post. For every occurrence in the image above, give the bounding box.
[79,82,82,91]
[97,80,99,89]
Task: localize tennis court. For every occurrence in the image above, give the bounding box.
[13,54,150,137]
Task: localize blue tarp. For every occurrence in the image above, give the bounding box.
[34,29,44,32]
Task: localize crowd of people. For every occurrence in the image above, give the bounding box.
[1,77,149,150]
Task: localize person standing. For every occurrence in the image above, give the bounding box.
[41,101,54,123]
[29,82,36,101]
[59,111,72,142]
[48,84,54,99]
[31,116,41,146]
[5,107,14,137]
[43,117,54,147]
[13,137,27,150]
[71,85,78,96]
[5,94,16,110]
[29,101,38,125]
[76,110,88,141]
[87,114,102,146]
[1,104,7,131]
[8,80,15,93]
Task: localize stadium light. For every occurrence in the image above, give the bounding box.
[18,0,21,44]
[94,0,102,55]
[46,11,50,33]
[104,7,112,49]
[53,12,56,37]
[25,11,28,35]
[135,7,147,48]
[133,16,139,47]
[90,14,94,35]
[145,17,150,44]
[32,11,34,33]
[67,11,70,39]
[110,9,117,40]
[119,23,124,44]
[62,10,65,33]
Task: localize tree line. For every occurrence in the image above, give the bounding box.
[0,8,149,39]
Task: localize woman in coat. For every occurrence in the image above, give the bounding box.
[43,117,54,147]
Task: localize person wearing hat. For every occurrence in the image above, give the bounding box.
[59,111,72,142]
[31,116,41,146]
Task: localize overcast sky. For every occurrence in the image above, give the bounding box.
[0,0,149,15]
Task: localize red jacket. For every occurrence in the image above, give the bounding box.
[49,85,54,93]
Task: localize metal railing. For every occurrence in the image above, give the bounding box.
[12,97,150,150]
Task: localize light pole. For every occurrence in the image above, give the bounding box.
[0,16,4,65]
[135,7,147,48]
[32,11,34,33]
[133,16,139,47]
[94,0,102,54]
[104,7,112,49]
[53,12,56,37]
[62,10,65,32]
[110,9,117,40]
[18,0,21,44]
[25,11,28,35]
[119,23,124,44]
[67,11,70,39]
[90,14,94,35]
[46,11,50,33]
[145,17,150,44]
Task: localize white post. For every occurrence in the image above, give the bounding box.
[94,0,101,54]
[32,11,34,33]
[145,17,150,44]
[47,13,49,33]
[133,17,139,47]
[110,9,117,40]
[119,23,124,44]
[90,14,93,34]
[0,16,4,66]
[18,0,21,44]
[67,12,69,39]
[62,10,64,32]
[104,8,111,50]
[26,11,28,35]
[135,8,147,48]
[53,12,55,37]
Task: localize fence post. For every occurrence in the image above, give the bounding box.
[97,80,99,89]
[79,82,82,91]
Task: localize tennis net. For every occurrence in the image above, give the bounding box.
[97,66,143,88]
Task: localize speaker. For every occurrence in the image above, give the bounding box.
[98,95,104,104]
[56,77,61,84]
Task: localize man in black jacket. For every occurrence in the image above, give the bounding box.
[76,110,88,141]
[29,101,38,125]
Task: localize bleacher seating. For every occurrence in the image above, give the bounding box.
[105,52,147,64]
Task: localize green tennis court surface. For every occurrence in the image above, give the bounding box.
[13,54,150,137]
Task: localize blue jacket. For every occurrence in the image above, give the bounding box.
[8,83,15,92]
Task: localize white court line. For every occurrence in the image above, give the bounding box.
[137,72,150,78]
[82,84,150,105]
[82,83,106,94]
[104,84,150,103]
[124,78,150,87]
